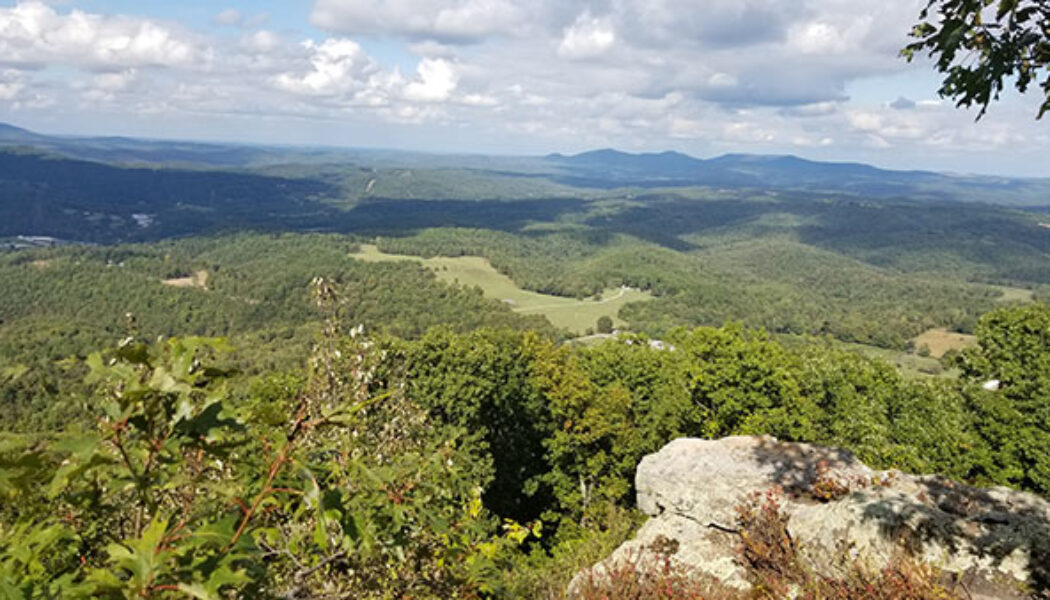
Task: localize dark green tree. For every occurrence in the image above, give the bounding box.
[956,304,1050,493]
[903,0,1050,118]
[595,316,614,335]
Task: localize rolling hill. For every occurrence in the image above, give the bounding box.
[2,121,1049,205]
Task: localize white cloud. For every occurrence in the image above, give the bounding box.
[0,1,206,69]
[403,58,459,101]
[781,101,840,118]
[92,69,136,92]
[241,30,283,53]
[788,22,850,54]
[274,38,380,96]
[0,69,26,100]
[212,9,242,27]
[310,0,523,41]
[708,73,738,88]
[272,39,460,108]
[460,92,498,106]
[0,0,1043,176]
[557,12,615,59]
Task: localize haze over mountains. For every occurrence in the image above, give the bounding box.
[545,148,1047,202]
[2,122,1047,207]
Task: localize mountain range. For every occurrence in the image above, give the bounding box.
[544,148,1047,204]
[1,122,1047,206]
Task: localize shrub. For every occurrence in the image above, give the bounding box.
[733,488,963,600]
[572,548,730,600]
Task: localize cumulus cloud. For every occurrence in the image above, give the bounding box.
[0,67,53,109]
[272,39,461,110]
[92,69,136,92]
[0,0,1043,175]
[0,69,26,100]
[0,1,206,69]
[780,101,841,118]
[890,96,917,110]
[557,12,615,60]
[240,30,283,54]
[310,0,524,42]
[612,0,799,49]
[213,9,269,29]
[274,38,380,96]
[403,58,458,101]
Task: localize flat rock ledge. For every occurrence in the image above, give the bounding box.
[571,436,1050,599]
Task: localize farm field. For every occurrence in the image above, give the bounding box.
[798,327,978,380]
[838,340,955,378]
[350,244,654,333]
[992,285,1036,303]
[776,334,953,379]
[912,327,979,358]
[162,269,209,289]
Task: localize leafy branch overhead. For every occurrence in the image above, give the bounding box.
[904,0,1050,118]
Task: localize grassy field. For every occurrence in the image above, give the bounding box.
[838,341,955,379]
[993,285,1036,303]
[350,244,654,333]
[777,334,953,379]
[912,328,978,358]
[162,270,209,289]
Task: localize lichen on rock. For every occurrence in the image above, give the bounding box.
[572,436,1050,599]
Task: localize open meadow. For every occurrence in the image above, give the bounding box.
[350,244,654,333]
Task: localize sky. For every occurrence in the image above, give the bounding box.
[0,0,1046,176]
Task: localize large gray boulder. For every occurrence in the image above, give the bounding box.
[574,436,1050,599]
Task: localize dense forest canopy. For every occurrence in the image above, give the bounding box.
[4,284,1050,597]
[3,0,1050,595]
[2,124,1050,597]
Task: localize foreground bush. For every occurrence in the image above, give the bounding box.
[4,295,1050,598]
[0,280,532,599]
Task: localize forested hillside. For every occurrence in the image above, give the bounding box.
[4,136,1050,350]
[3,128,1050,598]
[4,286,1050,597]
[0,234,554,432]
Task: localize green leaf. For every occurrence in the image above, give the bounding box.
[47,451,115,498]
[83,566,124,591]
[0,364,29,383]
[182,517,237,551]
[996,0,1018,20]
[148,366,190,395]
[0,578,24,600]
[103,516,170,591]
[203,565,250,595]
[177,583,216,600]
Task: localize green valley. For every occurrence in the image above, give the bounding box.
[3,125,1050,600]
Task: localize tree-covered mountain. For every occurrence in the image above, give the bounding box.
[3,125,1050,353]
[3,121,1050,599]
[545,148,1050,204]
[3,122,1049,205]
[0,123,46,143]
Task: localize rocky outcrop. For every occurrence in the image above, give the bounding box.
[574,436,1050,599]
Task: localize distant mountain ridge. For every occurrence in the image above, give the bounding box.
[1,122,1048,206]
[544,148,1049,204]
[548,147,940,182]
[0,122,46,142]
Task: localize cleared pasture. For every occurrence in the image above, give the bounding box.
[350,244,654,333]
[911,328,978,359]
[162,270,209,289]
[993,285,1036,303]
